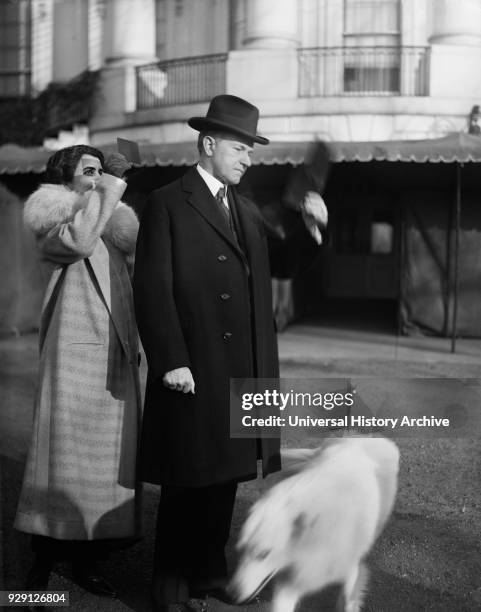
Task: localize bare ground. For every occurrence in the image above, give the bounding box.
[1,330,480,611]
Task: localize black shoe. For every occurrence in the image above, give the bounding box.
[72,563,117,598]
[26,556,53,591]
[25,553,54,610]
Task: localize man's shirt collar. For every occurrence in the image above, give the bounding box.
[196,163,227,198]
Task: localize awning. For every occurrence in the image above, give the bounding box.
[0,144,52,174]
[100,140,311,167]
[2,133,481,174]
[328,133,481,163]
[99,133,481,166]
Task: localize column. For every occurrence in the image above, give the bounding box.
[428,0,481,98]
[243,0,299,48]
[52,0,89,81]
[429,0,481,46]
[227,0,299,103]
[103,0,156,65]
[98,0,157,115]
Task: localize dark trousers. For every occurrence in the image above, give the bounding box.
[152,482,238,605]
[31,535,106,564]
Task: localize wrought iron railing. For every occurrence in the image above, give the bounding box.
[136,53,227,109]
[298,46,430,97]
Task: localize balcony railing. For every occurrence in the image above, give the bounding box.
[298,46,430,97]
[136,53,227,109]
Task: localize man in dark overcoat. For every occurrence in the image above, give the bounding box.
[133,95,327,612]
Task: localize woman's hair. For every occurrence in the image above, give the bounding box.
[44,145,105,185]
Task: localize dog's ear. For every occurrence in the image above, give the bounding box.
[290,512,307,541]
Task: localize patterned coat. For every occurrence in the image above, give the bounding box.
[15,177,141,540]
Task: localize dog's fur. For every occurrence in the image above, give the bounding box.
[230,437,399,612]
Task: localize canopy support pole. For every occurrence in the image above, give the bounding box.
[451,162,462,354]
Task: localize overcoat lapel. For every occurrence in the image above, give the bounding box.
[182,167,248,267]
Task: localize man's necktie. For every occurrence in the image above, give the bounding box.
[216,186,234,229]
[216,186,242,248]
[215,186,229,222]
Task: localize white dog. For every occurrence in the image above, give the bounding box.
[229,437,399,612]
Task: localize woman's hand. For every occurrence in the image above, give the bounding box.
[95,172,128,210]
[104,153,131,179]
[70,176,96,194]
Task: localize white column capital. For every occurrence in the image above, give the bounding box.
[429,0,481,46]
[103,0,157,65]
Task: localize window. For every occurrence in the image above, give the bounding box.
[343,0,400,94]
[370,211,394,254]
[335,208,395,255]
[0,0,31,98]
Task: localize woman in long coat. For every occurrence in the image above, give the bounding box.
[15,145,141,597]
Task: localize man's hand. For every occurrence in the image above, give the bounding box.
[162,367,195,394]
[300,191,328,245]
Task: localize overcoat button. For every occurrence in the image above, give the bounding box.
[223,332,232,341]
[218,254,227,261]
[220,293,230,300]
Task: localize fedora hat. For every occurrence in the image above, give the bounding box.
[188,95,269,145]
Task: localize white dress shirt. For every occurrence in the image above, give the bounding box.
[196,164,229,210]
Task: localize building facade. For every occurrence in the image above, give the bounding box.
[2,0,481,335]
[2,0,481,147]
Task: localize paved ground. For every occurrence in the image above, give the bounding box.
[1,323,480,611]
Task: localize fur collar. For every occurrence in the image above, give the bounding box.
[24,183,138,255]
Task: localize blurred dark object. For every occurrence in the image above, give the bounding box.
[104,153,131,178]
[259,198,323,333]
[272,278,294,332]
[0,70,100,146]
[270,141,330,331]
[468,105,480,135]
[282,141,331,210]
[121,166,188,218]
[117,138,141,164]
